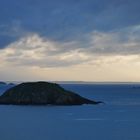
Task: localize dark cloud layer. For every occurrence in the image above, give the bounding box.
[0,0,140,48]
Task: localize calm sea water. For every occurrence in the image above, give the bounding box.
[0,83,140,140]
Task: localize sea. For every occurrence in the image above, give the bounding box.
[0,83,140,140]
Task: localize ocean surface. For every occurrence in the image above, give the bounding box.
[0,83,140,140]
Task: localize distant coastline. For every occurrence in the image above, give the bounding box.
[1,81,140,85]
[56,81,140,85]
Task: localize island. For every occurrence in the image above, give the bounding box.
[0,81,103,105]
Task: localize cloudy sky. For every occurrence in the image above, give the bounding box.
[0,0,140,81]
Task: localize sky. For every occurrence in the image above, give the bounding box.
[0,0,140,81]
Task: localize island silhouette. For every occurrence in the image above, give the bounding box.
[0,81,103,105]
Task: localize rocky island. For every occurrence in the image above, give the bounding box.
[0,81,103,105]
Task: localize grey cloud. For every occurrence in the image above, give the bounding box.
[1,25,140,68]
[79,25,140,56]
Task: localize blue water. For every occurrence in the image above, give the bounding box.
[0,83,140,140]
